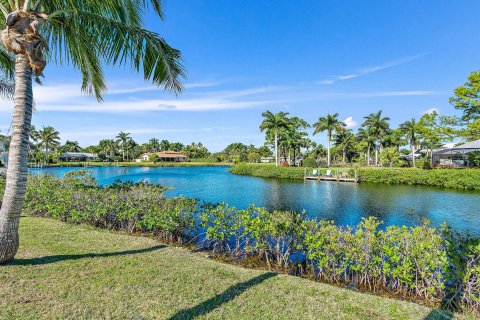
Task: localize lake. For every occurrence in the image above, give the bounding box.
[30,166,480,236]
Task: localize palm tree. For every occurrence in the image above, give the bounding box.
[36,126,60,164]
[62,140,81,152]
[0,0,184,264]
[312,113,345,167]
[399,118,419,167]
[116,132,131,161]
[148,138,160,152]
[259,111,289,166]
[356,127,375,166]
[362,111,390,166]
[334,129,355,163]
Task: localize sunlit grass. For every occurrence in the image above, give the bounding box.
[0,217,471,319]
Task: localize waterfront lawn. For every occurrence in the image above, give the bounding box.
[0,217,468,320]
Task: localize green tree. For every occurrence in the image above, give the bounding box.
[247,151,261,163]
[61,140,81,153]
[0,0,184,263]
[36,126,60,164]
[362,111,390,166]
[312,113,345,167]
[381,147,400,168]
[334,129,355,163]
[259,111,289,167]
[115,132,131,161]
[148,138,160,152]
[450,70,480,122]
[399,119,420,167]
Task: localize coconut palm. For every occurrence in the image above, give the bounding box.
[312,113,345,167]
[399,118,420,167]
[0,0,184,264]
[259,111,289,166]
[36,126,60,164]
[362,111,390,166]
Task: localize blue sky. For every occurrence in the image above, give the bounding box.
[1,0,479,151]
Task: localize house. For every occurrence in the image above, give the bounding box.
[59,152,98,162]
[138,151,188,162]
[432,139,480,168]
[260,156,274,163]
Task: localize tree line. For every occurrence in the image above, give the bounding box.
[260,70,480,168]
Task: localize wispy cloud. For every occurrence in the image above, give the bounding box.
[317,53,426,85]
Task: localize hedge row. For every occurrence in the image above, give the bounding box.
[230,164,480,190]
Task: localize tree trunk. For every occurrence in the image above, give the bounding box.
[274,132,278,167]
[411,144,416,167]
[0,54,33,264]
[327,131,331,167]
[375,142,378,166]
[342,146,346,163]
[45,142,48,165]
[366,146,371,167]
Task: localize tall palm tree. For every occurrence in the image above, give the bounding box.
[362,111,390,166]
[36,126,60,164]
[115,132,131,161]
[399,118,419,167]
[259,111,289,166]
[312,113,345,167]
[0,0,184,264]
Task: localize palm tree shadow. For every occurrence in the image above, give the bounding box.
[9,244,166,266]
[168,272,277,320]
[423,309,454,320]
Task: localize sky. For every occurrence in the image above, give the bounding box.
[0,0,479,151]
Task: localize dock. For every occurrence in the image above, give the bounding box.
[304,169,359,183]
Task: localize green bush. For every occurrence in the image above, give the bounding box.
[23,171,197,243]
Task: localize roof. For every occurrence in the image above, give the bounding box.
[144,151,188,158]
[61,152,97,157]
[453,139,480,149]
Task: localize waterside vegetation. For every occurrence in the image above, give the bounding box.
[2,173,478,316]
[230,164,480,190]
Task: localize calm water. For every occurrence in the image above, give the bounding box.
[30,166,480,236]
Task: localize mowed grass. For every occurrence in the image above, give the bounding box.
[0,217,471,320]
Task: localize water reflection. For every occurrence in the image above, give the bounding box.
[30,166,480,236]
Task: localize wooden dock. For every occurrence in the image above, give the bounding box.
[305,175,358,183]
[304,169,359,183]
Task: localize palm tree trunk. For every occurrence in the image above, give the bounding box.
[375,142,378,166]
[366,146,371,166]
[411,144,416,167]
[342,146,346,163]
[327,131,331,167]
[0,54,33,264]
[274,132,278,167]
[45,142,49,165]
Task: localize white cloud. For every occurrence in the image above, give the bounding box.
[317,53,426,85]
[343,116,357,128]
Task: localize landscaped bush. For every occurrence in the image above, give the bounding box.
[23,171,198,243]
[200,202,479,313]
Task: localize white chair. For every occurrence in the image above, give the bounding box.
[325,170,332,177]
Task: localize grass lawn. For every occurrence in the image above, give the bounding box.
[0,217,471,319]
